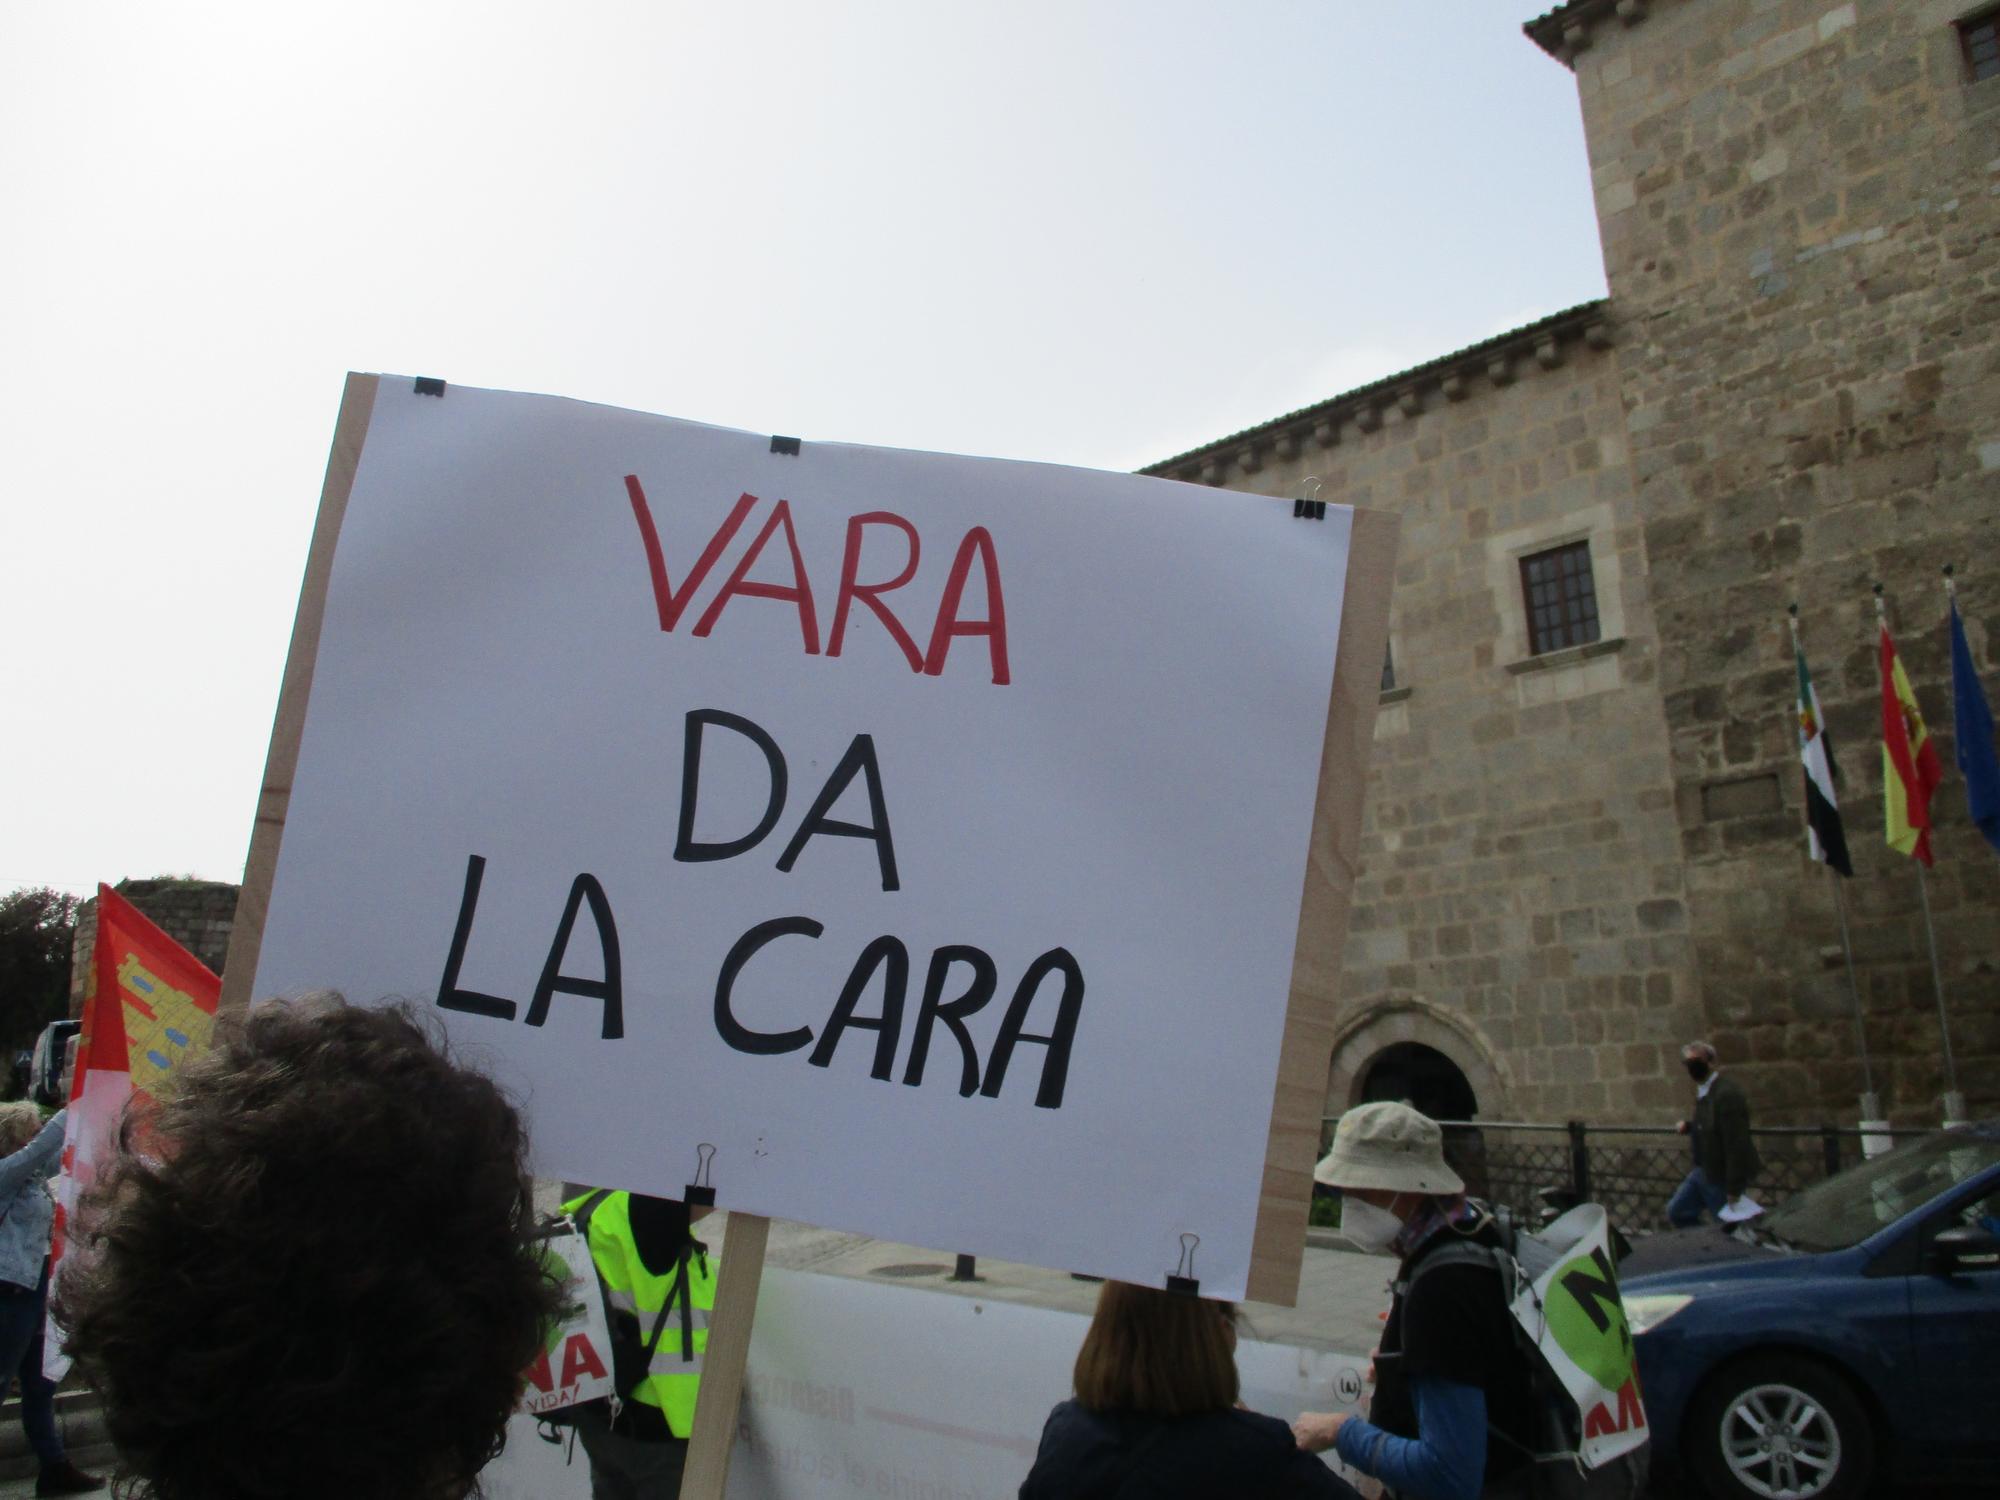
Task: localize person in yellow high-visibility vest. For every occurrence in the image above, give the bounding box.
[561,1188,718,1500]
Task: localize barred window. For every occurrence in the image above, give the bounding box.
[1520,541,1601,655]
[1963,8,2000,81]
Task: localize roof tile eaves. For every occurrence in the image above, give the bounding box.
[1522,0,1635,65]
[1141,298,1610,477]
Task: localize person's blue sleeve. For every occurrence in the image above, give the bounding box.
[1332,1376,1486,1500]
[0,1110,67,1198]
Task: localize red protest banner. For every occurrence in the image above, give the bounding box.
[44,886,220,1376]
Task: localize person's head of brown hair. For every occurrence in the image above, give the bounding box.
[54,994,565,1500]
[1071,1281,1239,1417]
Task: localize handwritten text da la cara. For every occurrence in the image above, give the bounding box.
[434,475,1084,1110]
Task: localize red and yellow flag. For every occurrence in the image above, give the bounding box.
[1880,622,1944,865]
[45,886,221,1378]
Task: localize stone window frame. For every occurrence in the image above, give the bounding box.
[1958,6,2000,82]
[1484,501,1628,673]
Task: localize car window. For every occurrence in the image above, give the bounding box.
[1762,1132,2000,1252]
[1954,1185,2000,1240]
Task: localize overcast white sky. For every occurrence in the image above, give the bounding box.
[0,3,1605,897]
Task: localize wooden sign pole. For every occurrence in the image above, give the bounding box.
[680,1212,770,1499]
[219,372,377,1016]
[1245,503,1397,1304]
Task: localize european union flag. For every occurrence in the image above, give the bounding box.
[1950,598,2000,855]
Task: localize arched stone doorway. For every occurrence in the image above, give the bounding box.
[1359,1041,1478,1122]
[1326,999,1511,1200]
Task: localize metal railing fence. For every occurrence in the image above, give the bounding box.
[1316,1116,1933,1234]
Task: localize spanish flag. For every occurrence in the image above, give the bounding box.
[1880,620,1943,865]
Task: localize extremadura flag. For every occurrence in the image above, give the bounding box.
[1795,637,1852,876]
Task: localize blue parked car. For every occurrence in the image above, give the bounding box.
[1619,1122,2000,1499]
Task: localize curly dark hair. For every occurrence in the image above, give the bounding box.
[54,995,565,1500]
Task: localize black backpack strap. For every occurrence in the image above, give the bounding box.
[571,1189,613,1238]
[657,1242,698,1366]
[594,1195,698,1375]
[1394,1237,1503,1299]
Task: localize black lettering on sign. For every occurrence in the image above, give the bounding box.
[775,733,900,892]
[673,711,899,894]
[675,709,788,864]
[902,946,996,1096]
[807,935,908,1080]
[437,854,516,1021]
[436,856,623,1039]
[981,948,1085,1109]
[714,917,820,1055]
[1560,1247,1622,1335]
[523,874,625,1040]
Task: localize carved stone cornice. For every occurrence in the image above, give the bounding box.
[1523,0,1651,67]
[1143,300,1613,484]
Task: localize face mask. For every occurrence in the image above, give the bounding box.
[1685,1059,1711,1083]
[1339,1196,1406,1254]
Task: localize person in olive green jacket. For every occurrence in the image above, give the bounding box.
[1666,1040,1763,1226]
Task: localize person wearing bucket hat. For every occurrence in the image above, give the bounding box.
[1291,1103,1538,1500]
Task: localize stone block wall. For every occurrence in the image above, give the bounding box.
[1563,0,2000,1119]
[1151,313,1702,1124]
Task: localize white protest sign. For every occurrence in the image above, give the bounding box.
[1511,1204,1648,1466]
[250,377,1371,1298]
[479,1267,1370,1500]
[519,1226,617,1416]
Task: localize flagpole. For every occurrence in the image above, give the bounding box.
[1912,862,1961,1116]
[1791,604,1881,1136]
[1825,866,1874,1099]
[1935,568,1969,1127]
[1880,582,1964,1127]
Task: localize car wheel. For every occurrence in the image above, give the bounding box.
[1686,1353,1873,1500]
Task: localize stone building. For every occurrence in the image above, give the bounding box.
[1147,0,2000,1128]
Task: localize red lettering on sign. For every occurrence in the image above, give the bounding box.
[694,499,822,654]
[1583,1376,1646,1438]
[625,478,1011,685]
[522,1347,554,1395]
[828,512,924,672]
[923,527,1010,685]
[625,478,757,632]
[560,1333,609,1387]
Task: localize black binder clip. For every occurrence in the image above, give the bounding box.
[413,376,446,397]
[685,1142,717,1207]
[770,435,801,456]
[1292,497,1326,521]
[1165,1232,1201,1296]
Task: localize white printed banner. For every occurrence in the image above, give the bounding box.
[252,378,1360,1297]
[480,1267,1369,1499]
[1511,1204,1648,1465]
[519,1227,616,1416]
